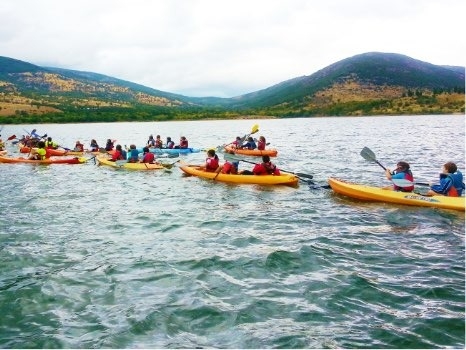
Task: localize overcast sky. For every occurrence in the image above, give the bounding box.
[1,0,464,97]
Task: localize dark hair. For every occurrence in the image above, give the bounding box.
[444,162,457,173]
[143,147,149,153]
[396,161,410,171]
[262,155,270,163]
[207,149,216,157]
[38,141,45,148]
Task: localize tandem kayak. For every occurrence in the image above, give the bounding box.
[224,145,278,157]
[179,161,298,186]
[0,155,88,165]
[96,156,166,170]
[20,146,67,156]
[328,177,465,211]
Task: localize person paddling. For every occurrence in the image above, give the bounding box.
[426,162,464,197]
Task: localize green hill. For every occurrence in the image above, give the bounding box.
[0,52,464,124]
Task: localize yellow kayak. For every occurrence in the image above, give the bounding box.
[96,156,165,170]
[179,161,298,186]
[328,177,465,211]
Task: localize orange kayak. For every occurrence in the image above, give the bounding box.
[224,145,278,157]
[0,155,87,164]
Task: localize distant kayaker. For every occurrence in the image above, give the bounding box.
[385,161,414,192]
[30,129,40,139]
[242,155,280,176]
[257,136,267,150]
[166,137,175,149]
[28,141,48,160]
[90,139,99,152]
[241,137,257,150]
[426,162,464,197]
[174,136,189,149]
[105,139,115,151]
[141,147,156,163]
[46,137,58,149]
[74,140,84,152]
[200,149,220,172]
[155,135,163,148]
[147,135,156,147]
[127,144,139,162]
[109,144,126,161]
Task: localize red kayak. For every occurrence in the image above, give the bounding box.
[0,155,87,164]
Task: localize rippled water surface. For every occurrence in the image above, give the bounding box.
[1,115,464,348]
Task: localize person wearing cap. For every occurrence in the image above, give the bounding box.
[385,161,414,192]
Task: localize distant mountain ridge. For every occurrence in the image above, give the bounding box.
[0,52,464,123]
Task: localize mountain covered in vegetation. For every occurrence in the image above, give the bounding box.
[0,52,464,124]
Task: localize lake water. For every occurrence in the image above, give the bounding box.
[1,115,464,348]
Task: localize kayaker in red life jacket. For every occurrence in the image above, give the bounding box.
[257,136,267,150]
[384,161,414,192]
[74,140,84,152]
[242,155,280,176]
[109,144,126,161]
[174,136,189,149]
[141,147,156,163]
[155,135,163,148]
[200,149,220,172]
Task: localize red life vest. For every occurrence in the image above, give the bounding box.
[142,152,155,163]
[205,156,219,172]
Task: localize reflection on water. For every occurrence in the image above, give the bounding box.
[0,115,464,348]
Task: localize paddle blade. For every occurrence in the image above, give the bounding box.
[7,134,16,141]
[295,172,313,179]
[360,147,376,162]
[251,124,259,134]
[391,178,414,188]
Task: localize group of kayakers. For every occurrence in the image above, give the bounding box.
[384,160,464,197]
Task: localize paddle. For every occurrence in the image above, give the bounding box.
[7,134,17,141]
[391,178,430,188]
[360,146,387,170]
[217,124,260,151]
[161,159,180,169]
[223,153,314,182]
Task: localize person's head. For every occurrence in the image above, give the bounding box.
[130,144,136,149]
[167,137,171,141]
[259,136,266,142]
[247,137,253,142]
[396,161,410,172]
[207,149,216,157]
[149,135,154,139]
[47,137,52,141]
[181,136,186,140]
[37,141,45,148]
[75,140,82,145]
[156,135,161,139]
[116,144,122,151]
[236,136,241,141]
[262,155,271,163]
[107,139,112,143]
[32,129,36,132]
[444,162,457,174]
[143,146,149,153]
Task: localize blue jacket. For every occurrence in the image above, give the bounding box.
[431,171,464,196]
